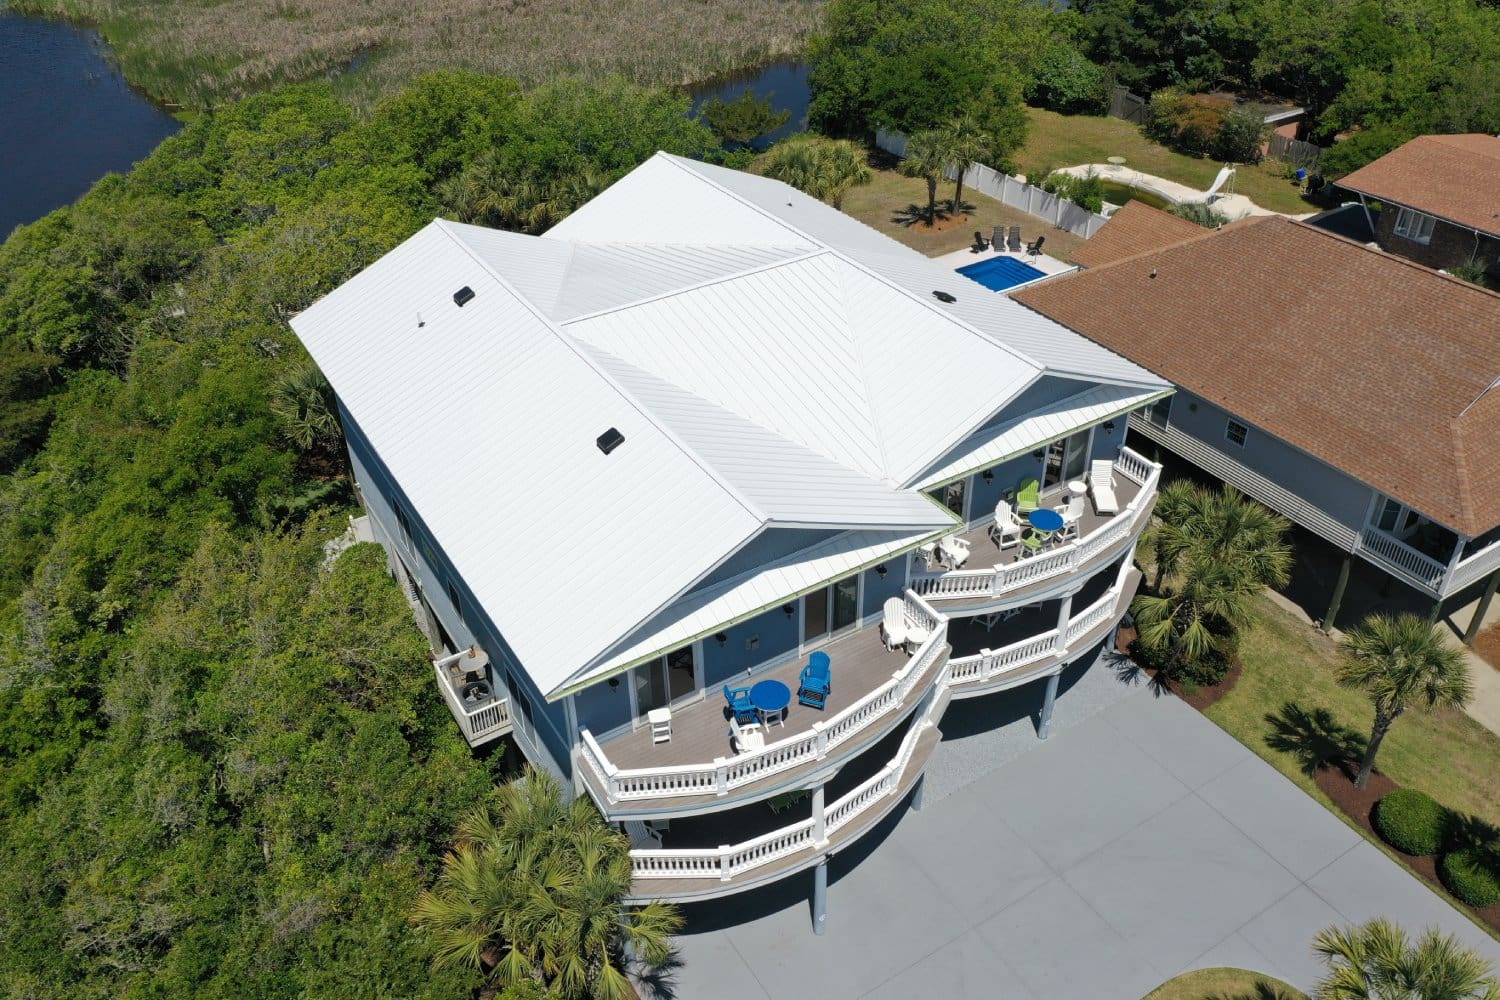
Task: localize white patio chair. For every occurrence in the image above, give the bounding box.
[1054,495,1085,541]
[989,501,1023,550]
[915,541,940,571]
[648,706,672,744]
[1089,459,1119,515]
[729,717,764,754]
[939,534,971,570]
[880,597,910,652]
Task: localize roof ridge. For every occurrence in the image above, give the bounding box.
[833,258,898,484]
[1053,209,1269,277]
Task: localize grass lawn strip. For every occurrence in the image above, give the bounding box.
[1142,967,1307,1000]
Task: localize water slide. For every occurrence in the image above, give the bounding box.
[1202,165,1236,200]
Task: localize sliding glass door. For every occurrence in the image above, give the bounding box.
[1042,429,1091,491]
[803,573,860,646]
[632,645,697,718]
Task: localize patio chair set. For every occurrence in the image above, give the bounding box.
[970,227,1047,258]
[722,652,833,754]
[880,597,933,654]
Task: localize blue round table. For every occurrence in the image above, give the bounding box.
[750,679,792,726]
[1028,508,1064,533]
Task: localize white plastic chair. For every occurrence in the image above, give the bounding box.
[1054,495,1085,541]
[939,535,971,569]
[729,717,764,754]
[880,597,909,652]
[915,541,940,571]
[648,707,672,744]
[989,501,1023,550]
[1089,460,1119,515]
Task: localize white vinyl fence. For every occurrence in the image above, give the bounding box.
[876,129,1109,239]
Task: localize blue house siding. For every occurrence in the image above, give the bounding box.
[343,406,573,779]
[1159,392,1376,530]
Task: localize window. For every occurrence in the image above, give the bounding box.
[927,479,966,518]
[1393,207,1435,244]
[393,501,413,552]
[1225,419,1249,448]
[1143,395,1172,429]
[445,576,464,625]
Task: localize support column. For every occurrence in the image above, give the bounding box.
[811,784,827,846]
[1054,592,1074,655]
[1323,553,1352,635]
[1464,570,1500,645]
[812,860,828,936]
[1038,671,1061,740]
[1428,597,1444,626]
[911,774,926,812]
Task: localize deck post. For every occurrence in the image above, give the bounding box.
[812,860,829,935]
[1054,592,1074,655]
[1323,553,1352,634]
[1038,670,1061,739]
[812,784,827,846]
[1464,570,1500,645]
[911,774,926,812]
[1428,597,1444,625]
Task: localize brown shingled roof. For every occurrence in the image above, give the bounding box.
[1013,214,1500,536]
[1336,134,1500,237]
[1071,200,1207,268]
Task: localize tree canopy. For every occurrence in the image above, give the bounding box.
[0,71,713,996]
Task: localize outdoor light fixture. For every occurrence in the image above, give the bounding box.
[714,632,727,647]
[1032,449,1045,460]
[982,470,994,483]
[876,564,888,578]
[1103,420,1116,432]
[608,677,619,690]
[782,604,795,618]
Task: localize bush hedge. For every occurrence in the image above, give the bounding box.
[1373,790,1448,856]
[1440,848,1500,908]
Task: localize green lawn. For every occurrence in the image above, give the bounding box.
[1143,967,1308,1000]
[1018,107,1317,217]
[1205,595,1500,831]
[837,166,1086,262]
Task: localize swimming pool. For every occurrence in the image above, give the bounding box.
[955,255,1048,291]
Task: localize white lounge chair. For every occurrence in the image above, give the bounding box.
[939,535,971,569]
[989,501,1023,550]
[880,597,909,652]
[1089,460,1119,515]
[729,717,764,754]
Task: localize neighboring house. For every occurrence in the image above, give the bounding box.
[1334,134,1500,281]
[1014,205,1500,638]
[289,153,1170,927]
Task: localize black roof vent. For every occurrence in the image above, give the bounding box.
[596,427,625,455]
[932,290,957,303]
[453,286,476,307]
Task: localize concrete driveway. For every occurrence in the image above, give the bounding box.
[642,657,1500,999]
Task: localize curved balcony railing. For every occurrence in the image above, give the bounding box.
[910,449,1160,604]
[627,659,950,886]
[580,591,949,805]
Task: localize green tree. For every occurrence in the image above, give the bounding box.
[701,90,792,149]
[1312,918,1500,999]
[761,135,874,209]
[900,130,949,224]
[1026,42,1111,114]
[1338,613,1471,789]
[1132,484,1292,684]
[412,767,681,1000]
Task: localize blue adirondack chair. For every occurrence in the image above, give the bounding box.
[797,651,832,709]
[724,683,757,725]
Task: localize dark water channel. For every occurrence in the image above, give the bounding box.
[0,7,182,237]
[688,60,812,151]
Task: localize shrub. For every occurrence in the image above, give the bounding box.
[1373,790,1448,856]
[1440,848,1500,908]
[1041,170,1106,213]
[1450,260,1493,290]
[1212,108,1267,164]
[1026,44,1110,115]
[1145,91,1265,163]
[1168,202,1228,228]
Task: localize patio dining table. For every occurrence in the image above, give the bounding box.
[750,679,791,727]
[1027,508,1064,534]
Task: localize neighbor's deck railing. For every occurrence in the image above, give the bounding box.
[910,450,1160,604]
[432,660,511,745]
[1357,526,1449,593]
[629,660,948,884]
[581,590,949,804]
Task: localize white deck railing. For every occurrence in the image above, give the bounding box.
[432,661,511,744]
[910,450,1160,604]
[1357,527,1448,592]
[581,590,949,805]
[1451,538,1500,594]
[630,664,946,883]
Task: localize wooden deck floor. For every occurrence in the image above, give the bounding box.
[951,476,1145,574]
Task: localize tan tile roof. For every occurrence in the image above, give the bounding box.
[1013,215,1500,536]
[1336,134,1500,237]
[1071,200,1207,268]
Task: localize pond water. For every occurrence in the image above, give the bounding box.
[688,60,811,151]
[1097,179,1176,212]
[0,8,182,237]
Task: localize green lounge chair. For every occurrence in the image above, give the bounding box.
[1015,477,1040,515]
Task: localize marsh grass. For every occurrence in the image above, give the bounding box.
[14,0,824,107]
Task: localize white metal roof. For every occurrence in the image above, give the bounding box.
[914,384,1169,489]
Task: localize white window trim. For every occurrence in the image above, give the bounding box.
[1393,207,1435,245]
[1225,418,1249,448]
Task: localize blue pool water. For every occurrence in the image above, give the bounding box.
[955,255,1048,291]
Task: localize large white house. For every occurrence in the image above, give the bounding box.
[290,153,1170,931]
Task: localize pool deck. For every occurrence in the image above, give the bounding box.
[933,245,1077,286]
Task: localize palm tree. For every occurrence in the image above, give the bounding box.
[412,767,680,1000]
[270,362,342,456]
[1132,484,1292,680]
[938,114,992,216]
[761,135,872,209]
[1312,918,1500,999]
[1338,613,1471,788]
[900,129,947,224]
